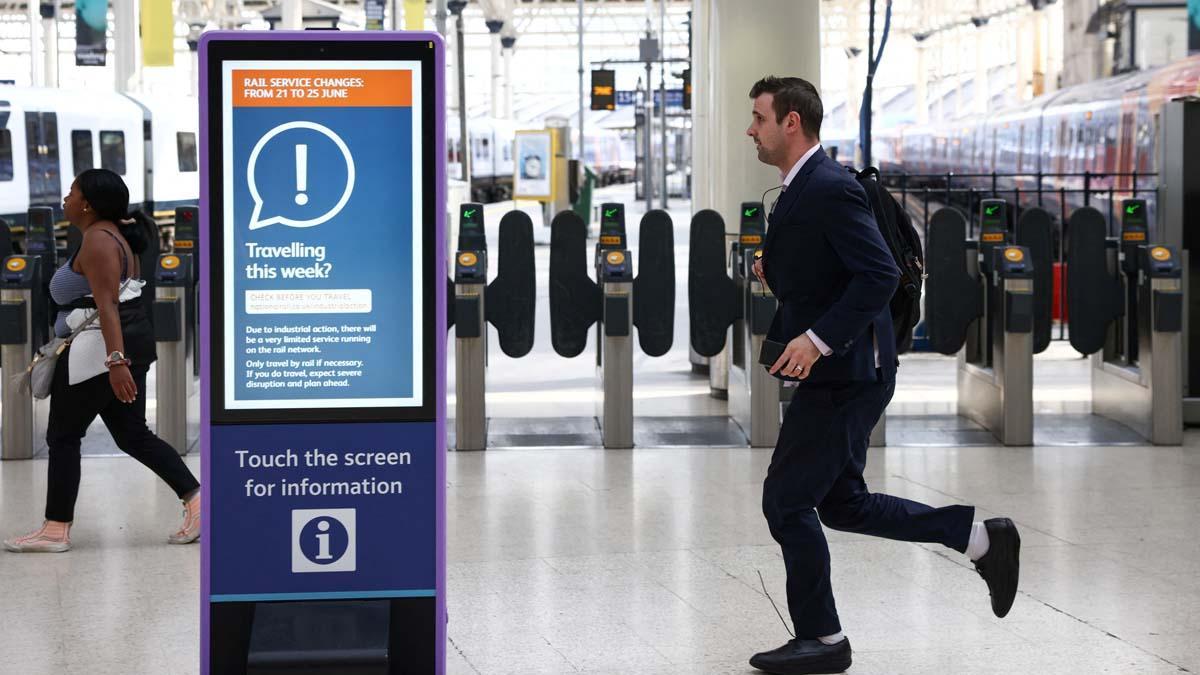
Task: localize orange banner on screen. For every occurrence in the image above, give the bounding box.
[233,70,412,107]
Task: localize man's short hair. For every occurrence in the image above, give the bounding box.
[749,76,822,139]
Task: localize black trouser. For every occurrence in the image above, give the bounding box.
[762,378,974,639]
[44,350,199,523]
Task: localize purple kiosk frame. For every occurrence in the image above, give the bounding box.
[199,31,446,674]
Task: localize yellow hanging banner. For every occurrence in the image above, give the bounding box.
[141,0,174,67]
[404,0,425,30]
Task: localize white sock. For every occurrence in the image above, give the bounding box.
[965,522,990,561]
[817,631,845,645]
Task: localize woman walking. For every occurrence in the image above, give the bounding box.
[4,169,200,552]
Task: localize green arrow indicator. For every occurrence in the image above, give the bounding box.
[985,205,999,216]
[604,208,618,218]
[744,207,759,218]
[1126,204,1141,215]
[463,209,477,219]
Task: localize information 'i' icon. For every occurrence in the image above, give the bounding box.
[315,519,333,560]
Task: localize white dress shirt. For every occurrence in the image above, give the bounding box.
[778,145,882,369]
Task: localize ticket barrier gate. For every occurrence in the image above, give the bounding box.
[446,203,536,450]
[1066,201,1183,444]
[549,203,675,449]
[174,206,201,378]
[26,207,59,340]
[925,200,1049,446]
[688,204,787,447]
[0,256,50,459]
[153,253,196,454]
[25,207,57,272]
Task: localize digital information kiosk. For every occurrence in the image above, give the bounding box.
[200,32,445,674]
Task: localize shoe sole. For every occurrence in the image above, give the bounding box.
[749,656,852,674]
[3,541,70,553]
[168,533,200,545]
[991,517,1020,618]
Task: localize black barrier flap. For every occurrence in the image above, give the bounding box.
[446,278,456,331]
[632,210,675,357]
[485,211,537,357]
[140,218,161,333]
[0,219,12,260]
[1014,208,1053,354]
[925,207,983,355]
[688,209,739,357]
[0,300,27,345]
[739,202,766,248]
[1066,207,1123,355]
[921,207,979,355]
[457,202,487,253]
[153,298,183,342]
[597,203,626,249]
[549,210,601,357]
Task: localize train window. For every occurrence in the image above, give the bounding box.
[177,132,198,172]
[71,130,94,175]
[100,131,126,175]
[0,129,12,181]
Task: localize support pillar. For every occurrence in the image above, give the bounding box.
[114,0,141,92]
[844,0,862,149]
[281,0,302,29]
[915,41,929,124]
[692,0,819,223]
[42,2,58,88]
[486,19,504,119]
[953,30,966,119]
[501,35,516,120]
[1015,13,1032,102]
[974,26,988,114]
[28,0,42,86]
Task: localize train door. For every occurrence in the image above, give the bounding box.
[24,112,62,211]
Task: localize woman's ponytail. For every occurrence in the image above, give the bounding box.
[118,210,156,255]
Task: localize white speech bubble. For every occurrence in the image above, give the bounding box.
[247,121,356,231]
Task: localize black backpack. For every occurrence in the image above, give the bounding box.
[850,166,924,354]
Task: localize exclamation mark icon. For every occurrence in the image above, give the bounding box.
[294,144,309,205]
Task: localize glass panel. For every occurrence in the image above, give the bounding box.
[71,129,94,175]
[100,130,126,175]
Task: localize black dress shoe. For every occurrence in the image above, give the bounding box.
[973,517,1020,618]
[749,637,851,674]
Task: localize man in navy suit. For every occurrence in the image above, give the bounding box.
[745,76,1021,675]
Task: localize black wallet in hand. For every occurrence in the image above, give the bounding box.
[758,339,801,382]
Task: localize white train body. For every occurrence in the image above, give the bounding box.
[0,85,199,229]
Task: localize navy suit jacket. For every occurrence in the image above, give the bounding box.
[762,147,899,385]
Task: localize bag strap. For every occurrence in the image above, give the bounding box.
[63,278,132,345]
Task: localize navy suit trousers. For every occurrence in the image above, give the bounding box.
[762,380,975,638]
